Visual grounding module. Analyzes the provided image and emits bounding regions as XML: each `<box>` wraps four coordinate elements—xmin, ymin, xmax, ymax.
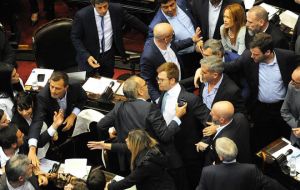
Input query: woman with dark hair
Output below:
<box><xmin>0</xmin><ymin>63</ymin><xmax>24</xmax><ymax>119</ymax></box>
<box><xmin>0</xmin><ymin>109</ymin><xmax>10</xmax><ymax>128</ymax></box>
<box><xmin>88</xmin><ymin>129</ymin><xmax>176</xmax><ymax>190</ymax></box>
<box><xmin>220</xmin><ymin>3</ymin><xmax>246</xmax><ymax>55</ymax></box>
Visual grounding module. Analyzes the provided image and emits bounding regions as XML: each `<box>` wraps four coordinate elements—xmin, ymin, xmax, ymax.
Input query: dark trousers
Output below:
<box><xmin>88</xmin><ymin>48</ymin><xmax>115</xmax><ymax>78</ymax></box>
<box><xmin>250</xmin><ymin>100</ymin><xmax>290</xmax><ymax>153</ymax></box>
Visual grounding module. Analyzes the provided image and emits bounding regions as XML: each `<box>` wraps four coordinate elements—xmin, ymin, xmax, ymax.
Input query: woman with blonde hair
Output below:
<box><xmin>88</xmin><ymin>129</ymin><xmax>176</xmax><ymax>190</ymax></box>
<box><xmin>220</xmin><ymin>3</ymin><xmax>246</xmax><ymax>55</ymax></box>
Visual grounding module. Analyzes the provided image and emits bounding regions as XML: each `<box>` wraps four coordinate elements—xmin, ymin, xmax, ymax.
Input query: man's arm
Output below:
<box><xmin>280</xmin><ymin>87</ymin><xmax>298</xmax><ymax>128</ymax></box>
<box><xmin>0</xmin><ymin>28</ymin><xmax>15</xmax><ymax>66</ymax></box>
<box><xmin>122</xmin><ymin>7</ymin><xmax>148</xmax><ymax>34</ymax></box>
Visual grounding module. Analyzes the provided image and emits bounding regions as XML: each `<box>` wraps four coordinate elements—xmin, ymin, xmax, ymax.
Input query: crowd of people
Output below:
<box><xmin>0</xmin><ymin>0</ymin><xmax>300</xmax><ymax>189</ymax></box>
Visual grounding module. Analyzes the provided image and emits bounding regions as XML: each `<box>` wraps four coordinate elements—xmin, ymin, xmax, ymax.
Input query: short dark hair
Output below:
<box><xmin>16</xmin><ymin>92</ymin><xmax>33</xmax><ymax>111</ymax></box>
<box><xmin>50</xmin><ymin>71</ymin><xmax>69</xmax><ymax>86</ymax></box>
<box><xmin>158</xmin><ymin>0</ymin><xmax>173</xmax><ymax>5</ymax></box>
<box><xmin>0</xmin><ymin>124</ymin><xmax>18</xmax><ymax>149</ymax></box>
<box><xmin>157</xmin><ymin>62</ymin><xmax>179</xmax><ymax>82</ymax></box>
<box><xmin>90</xmin><ymin>0</ymin><xmax>109</xmax><ymax>6</ymax></box>
<box><xmin>249</xmin><ymin>32</ymin><xmax>274</xmax><ymax>53</ymax></box>
<box><xmin>87</xmin><ymin>167</ymin><xmax>106</xmax><ymax>190</ymax></box>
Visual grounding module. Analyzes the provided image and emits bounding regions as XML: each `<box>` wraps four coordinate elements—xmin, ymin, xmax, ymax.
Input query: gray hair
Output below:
<box><xmin>215</xmin><ymin>137</ymin><xmax>238</xmax><ymax>162</ymax></box>
<box><xmin>248</xmin><ymin>6</ymin><xmax>269</xmax><ymax>22</ymax></box>
<box><xmin>5</xmin><ymin>154</ymin><xmax>31</xmax><ymax>182</ymax></box>
<box><xmin>203</xmin><ymin>39</ymin><xmax>224</xmax><ymax>56</ymax></box>
<box><xmin>200</xmin><ymin>55</ymin><xmax>224</xmax><ymax>74</ymax></box>
<box><xmin>123</xmin><ymin>76</ymin><xmax>140</xmax><ymax>99</ymax></box>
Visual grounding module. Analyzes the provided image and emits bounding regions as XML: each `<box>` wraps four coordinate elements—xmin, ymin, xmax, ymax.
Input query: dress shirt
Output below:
<box><xmin>0</xmin><ymin>96</ymin><xmax>14</xmax><ymax>119</ymax></box>
<box><xmin>162</xmin><ymin>83</ymin><xmax>181</xmax><ymax>125</ymax></box>
<box><xmin>162</xmin><ymin>5</ymin><xmax>195</xmax><ymax>54</ymax></box>
<box><xmin>202</xmin><ymin>74</ymin><xmax>223</xmax><ymax>109</ymax></box>
<box><xmin>0</xmin><ymin>147</ymin><xmax>18</xmax><ymax>168</ymax></box>
<box><xmin>7</xmin><ymin>178</ymin><xmax>35</xmax><ymax>190</ymax></box>
<box><xmin>208</xmin><ymin>0</ymin><xmax>223</xmax><ymax>39</ymax></box>
<box><xmin>223</xmin><ymin>159</ymin><xmax>237</xmax><ymax>164</ymax></box>
<box><xmin>155</xmin><ymin>41</ymin><xmax>181</xmax><ymax>80</ymax></box>
<box><xmin>94</xmin><ymin>8</ymin><xmax>113</xmax><ymax>53</ymax></box>
<box><xmin>258</xmin><ymin>53</ymin><xmax>286</xmax><ymax>103</ymax></box>
<box><xmin>213</xmin><ymin>119</ymin><xmax>233</xmax><ymax>140</ymax></box>
<box><xmin>56</xmin><ymin>92</ymin><xmax>80</xmax><ymax>116</ymax></box>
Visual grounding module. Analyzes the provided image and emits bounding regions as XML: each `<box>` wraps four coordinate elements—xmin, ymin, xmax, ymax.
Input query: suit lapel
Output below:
<box><xmin>108</xmin><ymin>5</ymin><xmax>117</xmax><ymax>41</ymax></box>
<box><xmin>88</xmin><ymin>7</ymin><xmax>100</xmax><ymax>48</ymax></box>
<box><xmin>274</xmin><ymin>49</ymin><xmax>287</xmax><ymax>86</ymax></box>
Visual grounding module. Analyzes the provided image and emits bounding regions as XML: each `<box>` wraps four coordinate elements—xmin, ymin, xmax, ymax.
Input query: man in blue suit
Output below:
<box><xmin>71</xmin><ymin>0</ymin><xmax>148</xmax><ymax>78</ymax></box>
<box><xmin>148</xmin><ymin>0</ymin><xmax>200</xmax><ymax>78</ymax></box>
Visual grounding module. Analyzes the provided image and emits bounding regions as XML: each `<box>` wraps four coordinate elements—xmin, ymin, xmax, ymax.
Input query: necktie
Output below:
<box><xmin>161</xmin><ymin>92</ymin><xmax>169</xmax><ymax>113</ymax></box>
<box><xmin>100</xmin><ymin>16</ymin><xmax>105</xmax><ymax>54</ymax></box>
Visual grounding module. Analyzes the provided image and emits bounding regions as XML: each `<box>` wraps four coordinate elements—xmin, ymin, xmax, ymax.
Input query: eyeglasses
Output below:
<box><xmin>156</xmin><ymin>77</ymin><xmax>169</xmax><ymax>83</ymax></box>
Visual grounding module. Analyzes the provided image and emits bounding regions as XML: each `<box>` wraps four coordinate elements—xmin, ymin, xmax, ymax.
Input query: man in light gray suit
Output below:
<box><xmin>281</xmin><ymin>66</ymin><xmax>300</xmax><ymax>146</ymax></box>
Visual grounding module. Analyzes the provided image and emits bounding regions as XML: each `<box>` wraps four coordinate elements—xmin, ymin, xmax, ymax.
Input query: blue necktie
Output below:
<box><xmin>161</xmin><ymin>92</ymin><xmax>169</xmax><ymax>113</ymax></box>
<box><xmin>100</xmin><ymin>16</ymin><xmax>105</xmax><ymax>54</ymax></box>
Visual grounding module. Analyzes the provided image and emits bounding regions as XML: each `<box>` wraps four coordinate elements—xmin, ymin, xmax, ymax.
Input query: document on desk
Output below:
<box><xmin>272</xmin><ymin>138</ymin><xmax>300</xmax><ymax>173</ymax></box>
<box><xmin>25</xmin><ymin>68</ymin><xmax>54</xmax><ymax>87</ymax></box>
<box><xmin>113</xmin><ymin>175</ymin><xmax>137</xmax><ymax>190</ymax></box>
<box><xmin>280</xmin><ymin>10</ymin><xmax>299</xmax><ymax>29</ymax></box>
<box><xmin>82</xmin><ymin>77</ymin><xmax>121</xmax><ymax>94</ymax></box>
<box><xmin>40</xmin><ymin>158</ymin><xmax>59</xmax><ymax>173</ymax></box>
<box><xmin>64</xmin><ymin>159</ymin><xmax>91</xmax><ymax>179</ymax></box>
<box><xmin>244</xmin><ymin>0</ymin><xmax>255</xmax><ymax>9</ymax></box>
<box><xmin>259</xmin><ymin>3</ymin><xmax>279</xmax><ymax>20</ymax></box>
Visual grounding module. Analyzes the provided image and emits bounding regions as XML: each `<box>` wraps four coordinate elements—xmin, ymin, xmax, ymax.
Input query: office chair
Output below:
<box><xmin>33</xmin><ymin>18</ymin><xmax>78</xmax><ymax>72</ymax></box>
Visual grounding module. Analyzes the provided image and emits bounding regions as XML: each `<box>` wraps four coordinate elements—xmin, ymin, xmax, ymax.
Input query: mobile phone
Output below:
<box><xmin>178</xmin><ymin>98</ymin><xmax>187</xmax><ymax>107</ymax></box>
<box><xmin>37</xmin><ymin>74</ymin><xmax>45</xmax><ymax>82</ymax></box>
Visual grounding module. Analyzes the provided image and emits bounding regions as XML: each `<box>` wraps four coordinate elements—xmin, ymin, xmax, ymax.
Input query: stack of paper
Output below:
<box><xmin>82</xmin><ymin>77</ymin><xmax>121</xmax><ymax>95</ymax></box>
<box><xmin>280</xmin><ymin>10</ymin><xmax>299</xmax><ymax>29</ymax></box>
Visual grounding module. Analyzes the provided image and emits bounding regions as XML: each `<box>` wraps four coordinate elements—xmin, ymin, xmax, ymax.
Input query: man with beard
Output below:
<box><xmin>245</xmin><ymin>6</ymin><xmax>288</xmax><ymax>49</ymax></box>
<box><xmin>281</xmin><ymin>67</ymin><xmax>300</xmax><ymax>147</ymax></box>
<box><xmin>224</xmin><ymin>33</ymin><xmax>299</xmax><ymax>152</ymax></box>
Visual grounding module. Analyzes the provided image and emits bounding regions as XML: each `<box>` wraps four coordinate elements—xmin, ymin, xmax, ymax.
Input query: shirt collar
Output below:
<box><xmin>222</xmin><ymin>159</ymin><xmax>237</xmax><ymax>164</ymax></box>
<box><xmin>205</xmin><ymin>74</ymin><xmax>223</xmax><ymax>90</ymax></box>
<box><xmin>154</xmin><ymin>39</ymin><xmax>171</xmax><ymax>53</ymax></box>
<box><xmin>94</xmin><ymin>8</ymin><xmax>110</xmax><ymax>17</ymax></box>
<box><xmin>216</xmin><ymin>119</ymin><xmax>233</xmax><ymax>133</ymax></box>
<box><xmin>209</xmin><ymin>0</ymin><xmax>223</xmax><ymax>8</ymax></box>
<box><xmin>166</xmin><ymin>83</ymin><xmax>181</xmax><ymax>97</ymax></box>
<box><xmin>260</xmin><ymin>52</ymin><xmax>277</xmax><ymax>66</ymax></box>
<box><xmin>162</xmin><ymin>5</ymin><xmax>178</xmax><ymax>20</ymax></box>
<box><xmin>57</xmin><ymin>92</ymin><xmax>67</xmax><ymax>101</ymax></box>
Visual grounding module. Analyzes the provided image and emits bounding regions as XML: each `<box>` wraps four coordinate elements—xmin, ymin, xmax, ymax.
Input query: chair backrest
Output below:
<box><xmin>33</xmin><ymin>18</ymin><xmax>77</xmax><ymax>72</ymax></box>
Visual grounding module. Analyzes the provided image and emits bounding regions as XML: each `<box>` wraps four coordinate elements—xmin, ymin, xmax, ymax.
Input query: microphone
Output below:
<box><xmin>109</xmin><ymin>81</ymin><xmax>115</xmax><ymax>88</ymax></box>
<box><xmin>100</xmin><ymin>81</ymin><xmax>115</xmax><ymax>102</ymax></box>
<box><xmin>276</xmin><ymin>149</ymin><xmax>293</xmax><ymax>165</ymax></box>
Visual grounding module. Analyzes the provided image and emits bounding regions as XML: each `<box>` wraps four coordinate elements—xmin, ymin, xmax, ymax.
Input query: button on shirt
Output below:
<box><xmin>94</xmin><ymin>8</ymin><xmax>113</xmax><ymax>53</ymax></box>
<box><xmin>162</xmin><ymin>83</ymin><xmax>181</xmax><ymax>125</ymax></box>
<box><xmin>155</xmin><ymin>42</ymin><xmax>182</xmax><ymax>80</ymax></box>
<box><xmin>162</xmin><ymin>5</ymin><xmax>195</xmax><ymax>54</ymax></box>
<box><xmin>258</xmin><ymin>53</ymin><xmax>286</xmax><ymax>103</ymax></box>
<box><xmin>208</xmin><ymin>0</ymin><xmax>223</xmax><ymax>39</ymax></box>
<box><xmin>202</xmin><ymin>74</ymin><xmax>223</xmax><ymax>109</ymax></box>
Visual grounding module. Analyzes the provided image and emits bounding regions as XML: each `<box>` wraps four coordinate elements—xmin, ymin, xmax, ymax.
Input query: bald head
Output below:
<box><xmin>153</xmin><ymin>23</ymin><xmax>173</xmax><ymax>40</ymax></box>
<box><xmin>291</xmin><ymin>67</ymin><xmax>300</xmax><ymax>89</ymax></box>
<box><xmin>211</xmin><ymin>101</ymin><xmax>234</xmax><ymax>122</ymax></box>
<box><xmin>248</xmin><ymin>6</ymin><xmax>268</xmax><ymax>22</ymax></box>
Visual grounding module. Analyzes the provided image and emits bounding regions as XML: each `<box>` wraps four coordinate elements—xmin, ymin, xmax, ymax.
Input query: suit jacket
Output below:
<box><xmin>245</xmin><ymin>23</ymin><xmax>289</xmax><ymax>49</ymax></box>
<box><xmin>191</xmin><ymin>0</ymin><xmax>236</xmax><ymax>41</ymax></box>
<box><xmin>291</xmin><ymin>15</ymin><xmax>300</xmax><ymax>51</ymax></box>
<box><xmin>203</xmin><ymin>113</ymin><xmax>251</xmax><ymax>165</ymax></box>
<box><xmin>0</xmin><ymin>174</ymin><xmax>40</xmax><ymax>190</ymax></box>
<box><xmin>28</xmin><ymin>83</ymin><xmax>87</xmax><ymax>141</ymax></box>
<box><xmin>196</xmin><ymin>162</ymin><xmax>287</xmax><ymax>190</ymax></box>
<box><xmin>224</xmin><ymin>48</ymin><xmax>299</xmax><ymax>106</ymax></box>
<box><xmin>147</xmin><ymin>0</ymin><xmax>196</xmax><ymax>39</ymax></box>
<box><xmin>0</xmin><ymin>28</ymin><xmax>15</xmax><ymax>66</ymax></box>
<box><xmin>71</xmin><ymin>4</ymin><xmax>148</xmax><ymax>72</ymax></box>
<box><xmin>97</xmin><ymin>99</ymin><xmax>183</xmax><ymax>170</ymax></box>
<box><xmin>199</xmin><ymin>74</ymin><xmax>245</xmax><ymax>113</ymax></box>
<box><xmin>11</xmin><ymin>112</ymin><xmax>52</xmax><ymax>148</ymax></box>
<box><xmin>140</xmin><ymin>39</ymin><xmax>193</xmax><ymax>101</ymax></box>
<box><xmin>159</xmin><ymin>87</ymin><xmax>210</xmax><ymax>162</ymax></box>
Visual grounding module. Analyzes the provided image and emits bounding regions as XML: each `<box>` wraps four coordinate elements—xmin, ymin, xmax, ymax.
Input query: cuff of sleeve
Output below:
<box><xmin>108</xmin><ymin>127</ymin><xmax>115</xmax><ymax>133</ymax></box>
<box><xmin>72</xmin><ymin>107</ymin><xmax>81</xmax><ymax>116</ymax></box>
<box><xmin>155</xmin><ymin>98</ymin><xmax>160</xmax><ymax>104</ymax></box>
<box><xmin>47</xmin><ymin>126</ymin><xmax>57</xmax><ymax>137</ymax></box>
<box><xmin>173</xmin><ymin>116</ymin><xmax>181</xmax><ymax>125</ymax></box>
<box><xmin>28</xmin><ymin>138</ymin><xmax>38</xmax><ymax>147</ymax></box>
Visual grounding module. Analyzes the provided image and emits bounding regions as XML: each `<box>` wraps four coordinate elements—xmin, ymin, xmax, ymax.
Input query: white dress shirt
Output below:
<box><xmin>208</xmin><ymin>0</ymin><xmax>223</xmax><ymax>39</ymax></box>
<box><xmin>162</xmin><ymin>83</ymin><xmax>181</xmax><ymax>125</ymax></box>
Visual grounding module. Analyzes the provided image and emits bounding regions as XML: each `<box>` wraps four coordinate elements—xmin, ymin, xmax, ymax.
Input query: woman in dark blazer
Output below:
<box><xmin>88</xmin><ymin>129</ymin><xmax>176</xmax><ymax>190</ymax></box>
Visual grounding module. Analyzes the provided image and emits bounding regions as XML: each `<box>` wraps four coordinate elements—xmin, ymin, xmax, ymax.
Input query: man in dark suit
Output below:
<box><xmin>191</xmin><ymin>0</ymin><xmax>237</xmax><ymax>41</ymax></box>
<box><xmin>245</xmin><ymin>6</ymin><xmax>288</xmax><ymax>49</ymax></box>
<box><xmin>148</xmin><ymin>0</ymin><xmax>200</xmax><ymax>77</ymax></box>
<box><xmin>0</xmin><ymin>24</ymin><xmax>15</xmax><ymax>66</ymax></box>
<box><xmin>198</xmin><ymin>55</ymin><xmax>245</xmax><ymax>113</ymax></box>
<box><xmin>291</xmin><ymin>12</ymin><xmax>300</xmax><ymax>54</ymax></box>
<box><xmin>71</xmin><ymin>0</ymin><xmax>148</xmax><ymax>78</ymax></box>
<box><xmin>0</xmin><ymin>154</ymin><xmax>45</xmax><ymax>190</ymax></box>
<box><xmin>196</xmin><ymin>137</ymin><xmax>287</xmax><ymax>190</ymax></box>
<box><xmin>141</xmin><ymin>22</ymin><xmax>201</xmax><ymax>101</ymax></box>
<box><xmin>27</xmin><ymin>71</ymin><xmax>87</xmax><ymax>166</ymax></box>
<box><xmin>157</xmin><ymin>62</ymin><xmax>210</xmax><ymax>189</ymax></box>
<box><xmin>224</xmin><ymin>33</ymin><xmax>299</xmax><ymax>152</ymax></box>
<box><xmin>96</xmin><ymin>75</ymin><xmax>188</xmax><ymax>189</ymax></box>
<box><xmin>195</xmin><ymin>101</ymin><xmax>251</xmax><ymax>165</ymax></box>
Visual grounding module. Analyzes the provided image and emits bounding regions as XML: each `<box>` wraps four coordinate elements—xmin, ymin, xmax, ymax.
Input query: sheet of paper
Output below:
<box><xmin>280</xmin><ymin>10</ymin><xmax>299</xmax><ymax>29</ymax></box>
<box><xmin>259</xmin><ymin>3</ymin><xmax>279</xmax><ymax>20</ymax></box>
<box><xmin>40</xmin><ymin>158</ymin><xmax>59</xmax><ymax>173</ymax></box>
<box><xmin>82</xmin><ymin>77</ymin><xmax>121</xmax><ymax>94</ymax></box>
<box><xmin>67</xmin><ymin>71</ymin><xmax>86</xmax><ymax>84</ymax></box>
<box><xmin>244</xmin><ymin>0</ymin><xmax>255</xmax><ymax>9</ymax></box>
<box><xmin>25</xmin><ymin>68</ymin><xmax>54</xmax><ymax>87</ymax></box>
<box><xmin>64</xmin><ymin>159</ymin><xmax>90</xmax><ymax>179</ymax></box>
<box><xmin>113</xmin><ymin>175</ymin><xmax>137</xmax><ymax>190</ymax></box>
